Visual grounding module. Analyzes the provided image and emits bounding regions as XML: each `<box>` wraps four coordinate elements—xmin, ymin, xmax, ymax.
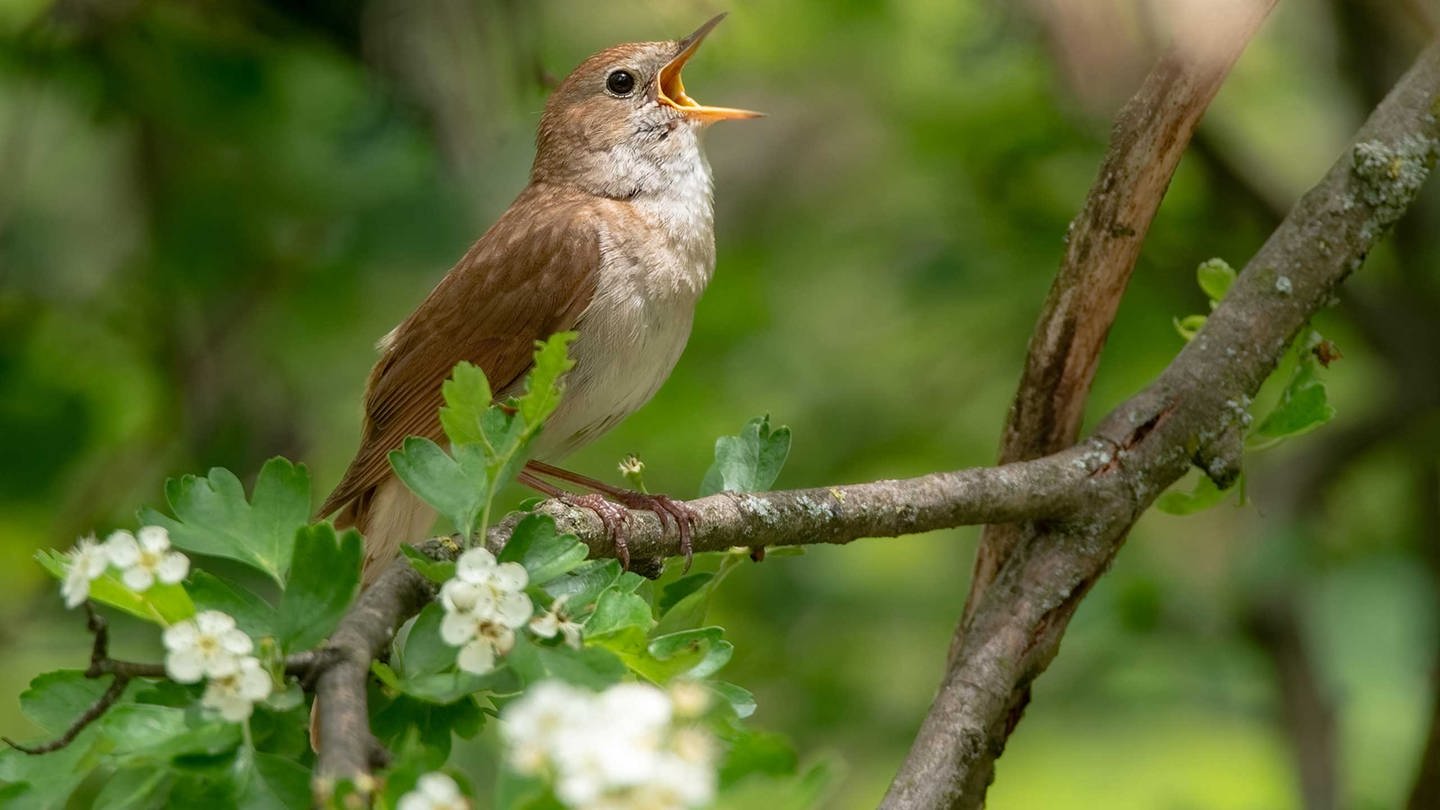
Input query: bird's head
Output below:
<box><xmin>531</xmin><ymin>13</ymin><xmax>762</xmax><ymax>199</ymax></box>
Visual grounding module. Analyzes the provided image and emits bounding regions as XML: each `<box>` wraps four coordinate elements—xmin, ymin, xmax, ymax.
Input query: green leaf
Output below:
<box><xmin>1249</xmin><ymin>353</ymin><xmax>1336</xmax><ymax>447</ymax></box>
<box><xmin>19</xmin><ymin>670</ymin><xmax>132</xmax><ymax>733</ymax></box>
<box><xmin>401</xmin><ymin>544</ymin><xmax>457</xmax><ymax>584</ymax></box>
<box><xmin>507</xmin><ymin>634</ymin><xmax>626</xmax><ymax>690</ymax></box>
<box><xmin>709</xmin><ymin>681</ymin><xmax>757</xmax><ymax>719</ymax></box>
<box><xmin>719</xmin><ymin>729</ymin><xmax>799</xmax><ymax>783</ymax></box>
<box><xmin>141</xmin><ymin>458</ymin><xmax>311</xmax><ymax>583</ymax></box>
<box><xmin>642</xmin><ymin>627</ymin><xmax>733</xmax><ymax>681</ymax></box>
<box><xmin>517</xmin><ymin>333</ymin><xmax>578</xmax><ymax>428</ymax></box>
<box><xmin>583</xmin><ymin>588</ymin><xmax>654</xmax><ymax>639</ymax></box>
<box><xmin>700</xmin><ymin>415</ymin><xmax>792</xmax><ymax>496</ymax></box>
<box><xmin>438</xmin><ymin>361</ymin><xmax>493</xmax><ymax>446</ymax></box>
<box><xmin>35</xmin><ymin>550</ymin><xmax>194</xmax><ymax>625</ymax></box>
<box><xmin>1196</xmin><ymin>257</ymin><xmax>1237</xmax><ymax>303</ymax></box>
<box><xmin>499</xmin><ymin>514</ymin><xmax>589</xmax><ymax>586</ymax></box>
<box><xmin>275</xmin><ymin>524</ymin><xmax>362</xmax><ymax>651</ymax></box>
<box><xmin>0</xmin><ymin>729</ymin><xmax>103</xmax><ymax>810</ymax></box>
<box><xmin>1172</xmin><ymin>314</ymin><xmax>1207</xmax><ymax>342</ymax></box>
<box><xmin>187</xmin><ymin>571</ymin><xmax>275</xmax><ymax>639</ymax></box>
<box><xmin>399</xmin><ymin>602</ymin><xmax>458</xmax><ymax>677</ymax></box>
<box><xmin>103</xmin><ymin>703</ymin><xmax>241</xmax><ymax>760</ymax></box>
<box><xmin>234</xmin><ymin>751</ymin><xmax>312</xmax><ymax>810</ymax></box>
<box><xmin>1155</xmin><ymin>472</ymin><xmax>1236</xmax><ymax>516</ymax></box>
<box><xmin>390</xmin><ymin>435</ymin><xmax>488</xmax><ymax>540</ymax></box>
<box><xmin>655</xmin><ymin>554</ymin><xmax>744</xmax><ymax>636</ymax></box>
<box><xmin>91</xmin><ymin>765</ymin><xmax>173</xmax><ymax>809</ymax></box>
<box><xmin>541</xmin><ymin>560</ymin><xmax>623</xmax><ymax>614</ymax></box>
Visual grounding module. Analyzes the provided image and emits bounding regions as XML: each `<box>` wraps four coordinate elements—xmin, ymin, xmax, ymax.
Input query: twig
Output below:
<box><xmin>4</xmin><ymin>606</ymin><xmax>347</xmax><ymax>756</ymax></box>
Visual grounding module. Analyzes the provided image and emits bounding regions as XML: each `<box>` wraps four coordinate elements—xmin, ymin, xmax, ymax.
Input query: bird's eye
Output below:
<box><xmin>606</xmin><ymin>69</ymin><xmax>636</xmax><ymax>97</ymax></box>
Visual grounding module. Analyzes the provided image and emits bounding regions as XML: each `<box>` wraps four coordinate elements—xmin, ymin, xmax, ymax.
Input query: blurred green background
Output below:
<box><xmin>3</xmin><ymin>0</ymin><xmax>1439</xmax><ymax>807</ymax></box>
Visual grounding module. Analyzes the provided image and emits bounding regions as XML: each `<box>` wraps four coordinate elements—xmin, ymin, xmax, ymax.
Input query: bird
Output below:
<box><xmin>317</xmin><ymin>14</ymin><xmax>760</xmax><ymax>584</ymax></box>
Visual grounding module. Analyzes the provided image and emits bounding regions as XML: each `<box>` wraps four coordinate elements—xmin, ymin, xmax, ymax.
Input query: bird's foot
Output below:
<box><xmin>558</xmin><ymin>492</ymin><xmax>634</xmax><ymax>570</ymax></box>
<box><xmin>612</xmin><ymin>491</ymin><xmax>698</xmax><ymax>572</ymax></box>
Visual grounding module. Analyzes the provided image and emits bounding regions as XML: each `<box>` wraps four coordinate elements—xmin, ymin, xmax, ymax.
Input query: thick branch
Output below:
<box><xmin>966</xmin><ymin>0</ymin><xmax>1279</xmax><ymax>616</ymax></box>
<box><xmin>883</xmin><ymin>37</ymin><xmax>1440</xmax><ymax>810</ymax></box>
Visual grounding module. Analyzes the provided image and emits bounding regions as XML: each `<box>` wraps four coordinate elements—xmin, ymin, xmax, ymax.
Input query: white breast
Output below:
<box><xmin>532</xmin><ymin>154</ymin><xmax>716</xmax><ymax>461</ymax></box>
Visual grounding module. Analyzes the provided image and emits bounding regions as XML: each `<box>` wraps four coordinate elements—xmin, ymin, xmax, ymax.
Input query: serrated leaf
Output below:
<box><xmin>275</xmin><ymin>524</ymin><xmax>362</xmax><ymax>651</ymax></box>
<box><xmin>1196</xmin><ymin>258</ymin><xmax>1237</xmax><ymax>303</ymax></box>
<box><xmin>700</xmin><ymin>415</ymin><xmax>792</xmax><ymax>496</ymax></box>
<box><xmin>187</xmin><ymin>571</ymin><xmax>274</xmax><ymax>640</ymax></box>
<box><xmin>35</xmin><ymin>550</ymin><xmax>194</xmax><ymax>625</ymax></box>
<box><xmin>655</xmin><ymin>554</ymin><xmax>744</xmax><ymax>636</ymax></box>
<box><xmin>19</xmin><ymin>670</ymin><xmax>133</xmax><ymax>733</ymax></box>
<box><xmin>438</xmin><ymin>362</ymin><xmax>493</xmax><ymax>446</ymax></box>
<box><xmin>518</xmin><ymin>333</ymin><xmax>578</xmax><ymax>428</ymax></box>
<box><xmin>389</xmin><ymin>436</ymin><xmax>488</xmax><ymax>540</ymax></box>
<box><xmin>499</xmin><ymin>514</ymin><xmax>589</xmax><ymax>585</ymax></box>
<box><xmin>103</xmin><ymin>704</ymin><xmax>241</xmax><ymax>760</ymax></box>
<box><xmin>141</xmin><ymin>458</ymin><xmax>311</xmax><ymax>583</ymax></box>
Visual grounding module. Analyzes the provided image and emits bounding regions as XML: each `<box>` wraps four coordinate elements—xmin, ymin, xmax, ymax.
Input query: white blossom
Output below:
<box><xmin>397</xmin><ymin>772</ymin><xmax>469</xmax><ymax>810</ymax></box>
<box><xmin>501</xmin><ymin>681</ymin><xmax>718</xmax><ymax>810</ymax></box>
<box><xmin>200</xmin><ymin>655</ymin><xmax>272</xmax><ymax>722</ymax></box>
<box><xmin>105</xmin><ymin>526</ymin><xmax>189</xmax><ymax>592</ymax></box>
<box><xmin>529</xmin><ymin>595</ymin><xmax>583</xmax><ymax>649</ymax></box>
<box><xmin>163</xmin><ymin>610</ymin><xmax>254</xmax><ymax>683</ymax></box>
<box><xmin>441</xmin><ymin>611</ymin><xmax>516</xmax><ymax>675</ymax></box>
<box><xmin>61</xmin><ymin>535</ymin><xmax>110</xmax><ymax>608</ymax></box>
<box><xmin>436</xmin><ymin>548</ymin><xmax>532</xmax><ymax>674</ymax></box>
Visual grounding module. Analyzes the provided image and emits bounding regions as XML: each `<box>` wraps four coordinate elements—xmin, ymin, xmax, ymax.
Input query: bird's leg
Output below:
<box><xmin>516</xmin><ymin>470</ymin><xmax>633</xmax><ymax>570</ymax></box>
<box><xmin>523</xmin><ymin>460</ymin><xmax>698</xmax><ymax>572</ymax></box>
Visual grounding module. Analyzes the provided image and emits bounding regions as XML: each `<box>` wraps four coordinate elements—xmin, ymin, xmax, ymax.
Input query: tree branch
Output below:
<box><xmin>881</xmin><ymin>36</ymin><xmax>1440</xmax><ymax>810</ymax></box>
<box><xmin>966</xmin><ymin>0</ymin><xmax>1278</xmax><ymax>624</ymax></box>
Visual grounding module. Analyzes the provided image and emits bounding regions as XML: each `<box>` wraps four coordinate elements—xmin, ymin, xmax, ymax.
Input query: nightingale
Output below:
<box><xmin>318</xmin><ymin>14</ymin><xmax>760</xmax><ymax>583</ymax></box>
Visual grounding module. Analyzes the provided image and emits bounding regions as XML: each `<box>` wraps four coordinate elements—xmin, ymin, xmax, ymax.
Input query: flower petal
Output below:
<box><xmin>166</xmin><ymin>648</ymin><xmax>205</xmax><ymax>683</ymax></box>
<box><xmin>122</xmin><ymin>565</ymin><xmax>155</xmax><ymax>592</ymax></box>
<box><xmin>455</xmin><ymin>548</ymin><xmax>497</xmax><ymax>583</ymax></box>
<box><xmin>104</xmin><ymin>531</ymin><xmax>140</xmax><ymax>567</ymax></box>
<box><xmin>456</xmin><ymin>639</ymin><xmax>496</xmax><ymax>675</ymax></box>
<box><xmin>195</xmin><ymin>611</ymin><xmax>236</xmax><ymax>636</ymax></box>
<box><xmin>137</xmin><ymin>525</ymin><xmax>171</xmax><ymax>553</ymax></box>
<box><xmin>156</xmin><ymin>552</ymin><xmax>190</xmax><ymax>584</ymax></box>
<box><xmin>220</xmin><ymin>628</ymin><xmax>254</xmax><ymax>656</ymax></box>
<box><xmin>440</xmin><ymin>611</ymin><xmax>478</xmax><ymax>646</ymax></box>
<box><xmin>491</xmin><ymin>562</ymin><xmax>529</xmax><ymax>592</ymax></box>
<box><xmin>496</xmin><ymin>591</ymin><xmax>533</xmax><ymax>628</ymax></box>
<box><xmin>163</xmin><ymin>620</ymin><xmax>199</xmax><ymax>650</ymax></box>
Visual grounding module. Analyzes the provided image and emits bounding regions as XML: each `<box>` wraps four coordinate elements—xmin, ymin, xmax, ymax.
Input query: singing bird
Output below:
<box><xmin>318</xmin><ymin>15</ymin><xmax>760</xmax><ymax>582</ymax></box>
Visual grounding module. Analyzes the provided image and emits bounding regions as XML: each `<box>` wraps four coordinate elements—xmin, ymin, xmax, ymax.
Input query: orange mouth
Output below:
<box><xmin>657</xmin><ymin>13</ymin><xmax>764</xmax><ymax>122</ymax></box>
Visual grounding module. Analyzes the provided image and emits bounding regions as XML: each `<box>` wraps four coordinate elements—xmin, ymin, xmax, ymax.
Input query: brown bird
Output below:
<box><xmin>318</xmin><ymin>14</ymin><xmax>760</xmax><ymax>583</ymax></box>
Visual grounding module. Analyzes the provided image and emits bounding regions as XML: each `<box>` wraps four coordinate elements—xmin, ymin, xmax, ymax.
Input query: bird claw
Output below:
<box><xmin>614</xmin><ymin>492</ymin><xmax>698</xmax><ymax>573</ymax></box>
<box><xmin>560</xmin><ymin>493</ymin><xmax>633</xmax><ymax>570</ymax></box>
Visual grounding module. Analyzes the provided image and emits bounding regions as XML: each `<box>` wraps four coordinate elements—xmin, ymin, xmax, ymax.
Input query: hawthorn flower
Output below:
<box><xmin>529</xmin><ymin>595</ymin><xmax>583</xmax><ymax>649</ymax></box>
<box><xmin>441</xmin><ymin>611</ymin><xmax>517</xmax><ymax>675</ymax></box>
<box><xmin>439</xmin><ymin>547</ymin><xmax>532</xmax><ymax>625</ymax></box>
<box><xmin>501</xmin><ymin>681</ymin><xmax>718</xmax><ymax>810</ymax></box>
<box><xmin>437</xmin><ymin>547</ymin><xmax>532</xmax><ymax>674</ymax></box>
<box><xmin>397</xmin><ymin>772</ymin><xmax>469</xmax><ymax>810</ymax></box>
<box><xmin>163</xmin><ymin>610</ymin><xmax>255</xmax><ymax>683</ymax></box>
<box><xmin>61</xmin><ymin>535</ymin><xmax>110</xmax><ymax>608</ymax></box>
<box><xmin>200</xmin><ymin>655</ymin><xmax>273</xmax><ymax>722</ymax></box>
<box><xmin>105</xmin><ymin>526</ymin><xmax>189</xmax><ymax>592</ymax></box>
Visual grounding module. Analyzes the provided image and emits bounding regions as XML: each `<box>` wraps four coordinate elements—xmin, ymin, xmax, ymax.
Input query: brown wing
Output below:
<box><xmin>318</xmin><ymin>185</ymin><xmax>601</xmax><ymax>517</ymax></box>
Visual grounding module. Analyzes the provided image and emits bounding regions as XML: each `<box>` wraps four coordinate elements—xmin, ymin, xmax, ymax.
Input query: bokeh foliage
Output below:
<box><xmin>2</xmin><ymin>0</ymin><xmax>1439</xmax><ymax>807</ymax></box>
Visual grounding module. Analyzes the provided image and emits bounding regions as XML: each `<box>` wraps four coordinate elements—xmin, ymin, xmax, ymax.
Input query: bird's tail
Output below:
<box><xmin>334</xmin><ymin>475</ymin><xmax>437</xmax><ymax>587</ymax></box>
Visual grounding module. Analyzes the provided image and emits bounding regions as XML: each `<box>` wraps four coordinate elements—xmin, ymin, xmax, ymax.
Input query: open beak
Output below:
<box><xmin>658</xmin><ymin>13</ymin><xmax>764</xmax><ymax>122</ymax></box>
